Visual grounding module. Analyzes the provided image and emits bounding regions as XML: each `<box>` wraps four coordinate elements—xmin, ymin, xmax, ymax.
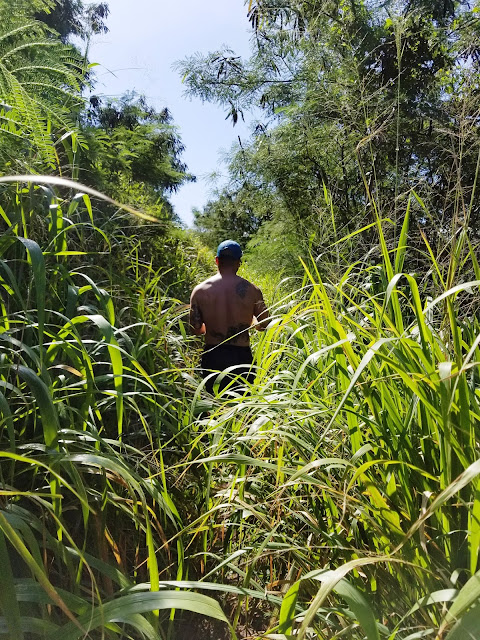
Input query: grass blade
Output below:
<box><xmin>0</xmin><ymin>529</ymin><xmax>23</xmax><ymax>640</ymax></box>
<box><xmin>50</xmin><ymin>590</ymin><xmax>234</xmax><ymax>640</ymax></box>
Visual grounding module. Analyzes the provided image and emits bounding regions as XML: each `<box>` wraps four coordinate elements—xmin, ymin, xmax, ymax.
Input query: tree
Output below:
<box><xmin>178</xmin><ymin>0</ymin><xmax>480</xmax><ymax>273</ymax></box>
<box><xmin>0</xmin><ymin>1</ymin><xmax>112</xmax><ymax>172</ymax></box>
<box><xmin>80</xmin><ymin>93</ymin><xmax>195</xmax><ymax>221</ymax></box>
<box><xmin>0</xmin><ymin>13</ymin><xmax>85</xmax><ymax>170</ymax></box>
<box><xmin>194</xmin><ymin>188</ymin><xmax>267</xmax><ymax>248</ymax></box>
<box><xmin>36</xmin><ymin>0</ymin><xmax>109</xmax><ymax>42</ymax></box>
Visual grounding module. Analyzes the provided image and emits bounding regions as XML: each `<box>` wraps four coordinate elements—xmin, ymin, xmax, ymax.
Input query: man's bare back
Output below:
<box><xmin>189</xmin><ymin>240</ymin><xmax>269</xmax><ymax>393</ymax></box>
<box><xmin>190</xmin><ymin>272</ymin><xmax>268</xmax><ymax>347</ymax></box>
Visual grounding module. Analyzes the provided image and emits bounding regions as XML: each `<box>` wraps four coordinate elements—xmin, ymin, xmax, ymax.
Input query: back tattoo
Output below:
<box><xmin>191</xmin><ymin>303</ymin><xmax>203</xmax><ymax>328</ymax></box>
<box><xmin>235</xmin><ymin>279</ymin><xmax>250</xmax><ymax>299</ymax></box>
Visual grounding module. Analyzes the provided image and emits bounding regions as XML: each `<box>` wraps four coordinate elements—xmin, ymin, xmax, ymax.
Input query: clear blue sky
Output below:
<box><xmin>88</xmin><ymin>0</ymin><xmax>253</xmax><ymax>226</ymax></box>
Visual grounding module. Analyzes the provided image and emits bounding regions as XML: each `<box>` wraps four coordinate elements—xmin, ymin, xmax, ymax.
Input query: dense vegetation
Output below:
<box><xmin>2</xmin><ymin>1</ymin><xmax>480</xmax><ymax>639</ymax></box>
<box><xmin>183</xmin><ymin>0</ymin><xmax>480</xmax><ymax>278</ymax></box>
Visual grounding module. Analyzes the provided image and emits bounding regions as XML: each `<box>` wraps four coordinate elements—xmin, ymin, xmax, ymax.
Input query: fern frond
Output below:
<box><xmin>0</xmin><ymin>123</ymin><xmax>25</xmax><ymax>140</ymax></box>
<box><xmin>1</xmin><ymin>64</ymin><xmax>56</xmax><ymax>166</ymax></box>
<box><xmin>13</xmin><ymin>64</ymin><xmax>79</xmax><ymax>79</ymax></box>
<box><xmin>0</xmin><ymin>111</ymin><xmax>25</xmax><ymax>128</ymax></box>
<box><xmin>0</xmin><ymin>17</ymin><xmax>85</xmax><ymax>169</ymax></box>
<box><xmin>0</xmin><ymin>40</ymin><xmax>58</xmax><ymax>62</ymax></box>
<box><xmin>19</xmin><ymin>82</ymin><xmax>84</xmax><ymax>102</ymax></box>
<box><xmin>0</xmin><ymin>23</ymin><xmax>42</xmax><ymax>46</ymax></box>
<box><xmin>30</xmin><ymin>93</ymin><xmax>83</xmax><ymax>132</ymax></box>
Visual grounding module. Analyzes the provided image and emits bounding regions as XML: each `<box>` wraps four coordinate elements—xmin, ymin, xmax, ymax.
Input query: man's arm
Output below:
<box><xmin>253</xmin><ymin>288</ymin><xmax>270</xmax><ymax>331</ymax></box>
<box><xmin>189</xmin><ymin>290</ymin><xmax>206</xmax><ymax>336</ymax></box>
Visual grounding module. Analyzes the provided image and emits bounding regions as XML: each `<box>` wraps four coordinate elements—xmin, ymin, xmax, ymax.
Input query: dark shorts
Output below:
<box><xmin>201</xmin><ymin>344</ymin><xmax>254</xmax><ymax>394</ymax></box>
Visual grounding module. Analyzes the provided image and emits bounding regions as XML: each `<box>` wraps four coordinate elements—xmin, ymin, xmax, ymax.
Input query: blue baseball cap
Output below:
<box><xmin>216</xmin><ymin>240</ymin><xmax>243</xmax><ymax>260</ymax></box>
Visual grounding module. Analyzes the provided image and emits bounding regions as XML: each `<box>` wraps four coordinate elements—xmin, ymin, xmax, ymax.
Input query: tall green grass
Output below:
<box><xmin>2</xmin><ymin>177</ymin><xmax>480</xmax><ymax>639</ymax></box>
<box><xmin>0</xmin><ymin>178</ymin><xmax>235</xmax><ymax>639</ymax></box>
<box><xmin>182</xmin><ymin>198</ymin><xmax>480</xmax><ymax>638</ymax></box>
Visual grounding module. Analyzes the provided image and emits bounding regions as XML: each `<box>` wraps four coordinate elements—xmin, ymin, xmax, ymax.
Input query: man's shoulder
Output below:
<box><xmin>234</xmin><ymin>276</ymin><xmax>263</xmax><ymax>299</ymax></box>
<box><xmin>192</xmin><ymin>276</ymin><xmax>217</xmax><ymax>295</ymax></box>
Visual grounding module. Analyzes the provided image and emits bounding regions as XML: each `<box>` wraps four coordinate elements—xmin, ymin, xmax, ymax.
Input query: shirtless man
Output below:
<box><xmin>189</xmin><ymin>240</ymin><xmax>269</xmax><ymax>393</ymax></box>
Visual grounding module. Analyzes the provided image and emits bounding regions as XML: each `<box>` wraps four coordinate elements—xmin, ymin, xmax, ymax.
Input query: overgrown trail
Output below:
<box><xmin>2</xmin><ymin>1</ymin><xmax>480</xmax><ymax>638</ymax></box>
<box><xmin>1</xmin><ymin>177</ymin><xmax>480</xmax><ymax>639</ymax></box>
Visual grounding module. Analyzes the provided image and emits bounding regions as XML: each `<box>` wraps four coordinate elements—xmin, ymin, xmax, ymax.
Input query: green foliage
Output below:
<box><xmin>81</xmin><ymin>93</ymin><xmax>195</xmax><ymax>221</ymax></box>
<box><xmin>179</xmin><ymin>209</ymin><xmax>480</xmax><ymax>638</ymax></box>
<box><xmin>2</xmin><ymin>171</ymin><xmax>480</xmax><ymax>638</ymax></box>
<box><xmin>193</xmin><ymin>183</ymin><xmax>273</xmax><ymax>249</ymax></box>
<box><xmin>0</xmin><ymin>1</ymin><xmax>110</xmax><ymax>174</ymax></box>
<box><xmin>36</xmin><ymin>0</ymin><xmax>109</xmax><ymax>42</ymax></box>
<box><xmin>3</xmin><ymin>2</ymin><xmax>480</xmax><ymax>638</ymax></box>
<box><xmin>180</xmin><ymin>0</ymin><xmax>480</xmax><ymax>274</ymax></box>
<box><xmin>1</xmin><ymin>0</ymin><xmax>109</xmax><ymax>42</ymax></box>
<box><xmin>0</xmin><ymin>17</ymin><xmax>85</xmax><ymax>170</ymax></box>
<box><xmin>0</xmin><ymin>178</ymin><xmax>230</xmax><ymax>638</ymax></box>
<box><xmin>244</xmin><ymin>211</ymin><xmax>305</xmax><ymax>278</ymax></box>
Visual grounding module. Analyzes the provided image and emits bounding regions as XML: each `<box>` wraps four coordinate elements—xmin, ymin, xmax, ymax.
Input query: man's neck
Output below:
<box><xmin>217</xmin><ymin>267</ymin><xmax>238</xmax><ymax>276</ymax></box>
